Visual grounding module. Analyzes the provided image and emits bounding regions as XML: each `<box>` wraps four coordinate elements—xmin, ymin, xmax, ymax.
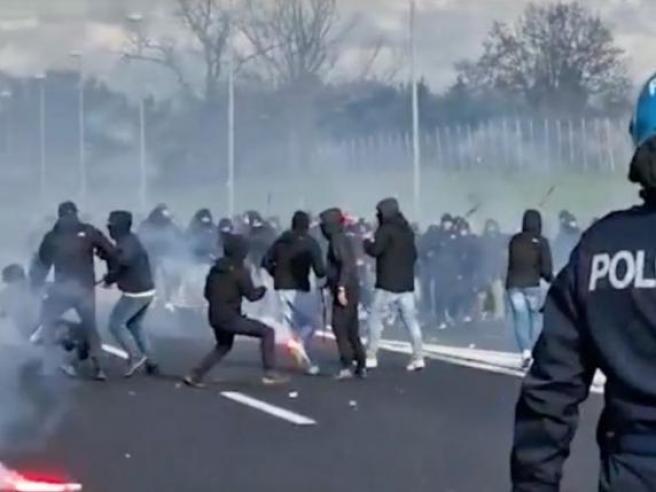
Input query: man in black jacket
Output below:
<box><xmin>183</xmin><ymin>234</ymin><xmax>286</xmax><ymax>387</ymax></box>
<box><xmin>363</xmin><ymin>198</ymin><xmax>424</xmax><ymax>371</ymax></box>
<box><xmin>262</xmin><ymin>211</ymin><xmax>326</xmax><ymax>375</ymax></box>
<box><xmin>511</xmin><ymin>102</ymin><xmax>656</xmax><ymax>489</ymax></box>
<box><xmin>319</xmin><ymin>208</ymin><xmax>366</xmax><ymax>379</ymax></box>
<box><xmin>30</xmin><ymin>201</ymin><xmax>115</xmax><ymax>380</ymax></box>
<box><xmin>104</xmin><ymin>211</ymin><xmax>158</xmax><ymax>378</ymax></box>
<box><xmin>506</xmin><ymin>209</ymin><xmax>554</xmax><ymax>369</ymax></box>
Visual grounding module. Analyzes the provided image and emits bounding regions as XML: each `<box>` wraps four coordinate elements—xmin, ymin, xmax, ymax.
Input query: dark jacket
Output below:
<box><xmin>480</xmin><ymin>221</ymin><xmax>509</xmax><ymax>284</ymax></box>
<box><xmin>31</xmin><ymin>215</ymin><xmax>115</xmax><ymax>291</ymax></box>
<box><xmin>138</xmin><ymin>205</ymin><xmax>183</xmax><ymax>261</ymax></box>
<box><xmin>247</xmin><ymin>223</ymin><xmax>276</xmax><ymax>270</ymax></box>
<box><xmin>186</xmin><ymin>209</ymin><xmax>219</xmax><ymax>264</ymax></box>
<box><xmin>364</xmin><ymin>198</ymin><xmax>417</xmax><ymax>293</ymax></box>
<box><xmin>511</xmin><ymin>203</ymin><xmax>656</xmax><ymax>490</ymax></box>
<box><xmin>105</xmin><ymin>211</ymin><xmax>155</xmax><ymax>294</ymax></box>
<box><xmin>262</xmin><ymin>212</ymin><xmax>326</xmax><ymax>292</ymax></box>
<box><xmin>512</xmin><ymin>141</ymin><xmax>656</xmax><ymax>490</ymax></box>
<box><xmin>205</xmin><ymin>234</ymin><xmax>266</xmax><ymax>327</ymax></box>
<box><xmin>319</xmin><ymin>208</ymin><xmax>359</xmax><ymax>292</ymax></box>
<box><xmin>506</xmin><ymin>210</ymin><xmax>554</xmax><ymax>289</ymax></box>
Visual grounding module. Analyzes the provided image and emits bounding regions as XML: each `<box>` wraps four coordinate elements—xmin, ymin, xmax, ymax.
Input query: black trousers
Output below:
<box><xmin>40</xmin><ymin>285</ymin><xmax>101</xmax><ymax>362</ymax></box>
<box><xmin>332</xmin><ymin>287</ymin><xmax>365</xmax><ymax>370</ymax></box>
<box><xmin>191</xmin><ymin>316</ymin><xmax>276</xmax><ymax>380</ymax></box>
<box><xmin>599</xmin><ymin>452</ymin><xmax>656</xmax><ymax>491</ymax></box>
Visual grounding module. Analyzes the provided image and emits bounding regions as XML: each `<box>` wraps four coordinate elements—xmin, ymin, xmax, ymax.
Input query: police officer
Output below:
<box><xmin>511</xmin><ymin>72</ymin><xmax>656</xmax><ymax>491</ymax></box>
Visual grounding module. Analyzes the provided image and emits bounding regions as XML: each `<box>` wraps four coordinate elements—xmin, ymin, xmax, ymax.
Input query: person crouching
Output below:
<box><xmin>184</xmin><ymin>234</ymin><xmax>287</xmax><ymax>387</ymax></box>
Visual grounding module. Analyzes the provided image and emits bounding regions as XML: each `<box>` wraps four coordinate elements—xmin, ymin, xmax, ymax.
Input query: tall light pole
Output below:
<box><xmin>34</xmin><ymin>74</ymin><xmax>47</xmax><ymax>208</ymax></box>
<box><xmin>127</xmin><ymin>13</ymin><xmax>149</xmax><ymax>213</ymax></box>
<box><xmin>1</xmin><ymin>90</ymin><xmax>11</xmax><ymax>163</ymax></box>
<box><xmin>410</xmin><ymin>0</ymin><xmax>421</xmax><ymax>222</ymax></box>
<box><xmin>226</xmin><ymin>1</ymin><xmax>236</xmax><ymax>218</ymax></box>
<box><xmin>70</xmin><ymin>51</ymin><xmax>87</xmax><ymax>208</ymax></box>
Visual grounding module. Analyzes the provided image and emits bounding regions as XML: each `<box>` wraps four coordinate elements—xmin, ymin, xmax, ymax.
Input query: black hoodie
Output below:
<box><xmin>262</xmin><ymin>211</ymin><xmax>326</xmax><ymax>292</ymax></box>
<box><xmin>364</xmin><ymin>198</ymin><xmax>417</xmax><ymax>293</ymax></box>
<box><xmin>319</xmin><ymin>208</ymin><xmax>358</xmax><ymax>292</ymax></box>
<box><xmin>506</xmin><ymin>209</ymin><xmax>554</xmax><ymax>289</ymax></box>
<box><xmin>31</xmin><ymin>208</ymin><xmax>115</xmax><ymax>290</ymax></box>
<box><xmin>186</xmin><ymin>208</ymin><xmax>219</xmax><ymax>264</ymax></box>
<box><xmin>138</xmin><ymin>205</ymin><xmax>183</xmax><ymax>261</ymax></box>
<box><xmin>105</xmin><ymin>211</ymin><xmax>155</xmax><ymax>294</ymax></box>
<box><xmin>205</xmin><ymin>234</ymin><xmax>266</xmax><ymax>326</ymax></box>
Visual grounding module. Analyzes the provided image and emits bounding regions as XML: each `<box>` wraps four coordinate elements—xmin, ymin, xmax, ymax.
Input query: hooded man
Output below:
<box><xmin>553</xmin><ymin>209</ymin><xmax>582</xmax><ymax>273</ymax></box>
<box><xmin>262</xmin><ymin>211</ymin><xmax>326</xmax><ymax>375</ymax></box>
<box><xmin>183</xmin><ymin>234</ymin><xmax>286</xmax><ymax>387</ymax></box>
<box><xmin>319</xmin><ymin>208</ymin><xmax>366</xmax><ymax>379</ymax></box>
<box><xmin>479</xmin><ymin>219</ymin><xmax>508</xmax><ymax>321</ymax></box>
<box><xmin>434</xmin><ymin>214</ymin><xmax>460</xmax><ymax>329</ymax></box>
<box><xmin>186</xmin><ymin>208</ymin><xmax>219</xmax><ymax>265</ymax></box>
<box><xmin>138</xmin><ymin>204</ymin><xmax>183</xmax><ymax>310</ymax></box>
<box><xmin>363</xmin><ymin>198</ymin><xmax>424</xmax><ymax>371</ymax></box>
<box><xmin>506</xmin><ymin>209</ymin><xmax>554</xmax><ymax>369</ymax></box>
<box><xmin>104</xmin><ymin>211</ymin><xmax>158</xmax><ymax>378</ymax></box>
<box><xmin>30</xmin><ymin>201</ymin><xmax>115</xmax><ymax>380</ymax></box>
<box><xmin>417</xmin><ymin>223</ymin><xmax>441</xmax><ymax>319</ymax></box>
<box><xmin>511</xmin><ymin>72</ymin><xmax>656</xmax><ymax>492</ymax></box>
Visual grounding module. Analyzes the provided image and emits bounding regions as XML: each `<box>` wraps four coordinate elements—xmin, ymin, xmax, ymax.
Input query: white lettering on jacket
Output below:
<box><xmin>589</xmin><ymin>251</ymin><xmax>656</xmax><ymax>291</ymax></box>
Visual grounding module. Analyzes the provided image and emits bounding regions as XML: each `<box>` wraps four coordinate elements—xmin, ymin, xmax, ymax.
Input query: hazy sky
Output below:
<box><xmin>0</xmin><ymin>0</ymin><xmax>653</xmax><ymax>95</ymax></box>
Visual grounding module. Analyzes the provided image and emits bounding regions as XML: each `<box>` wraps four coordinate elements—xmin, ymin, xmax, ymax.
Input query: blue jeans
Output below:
<box><xmin>108</xmin><ymin>295</ymin><xmax>155</xmax><ymax>362</ymax></box>
<box><xmin>278</xmin><ymin>290</ymin><xmax>320</xmax><ymax>344</ymax></box>
<box><xmin>507</xmin><ymin>288</ymin><xmax>542</xmax><ymax>353</ymax></box>
<box><xmin>367</xmin><ymin>289</ymin><xmax>423</xmax><ymax>360</ymax></box>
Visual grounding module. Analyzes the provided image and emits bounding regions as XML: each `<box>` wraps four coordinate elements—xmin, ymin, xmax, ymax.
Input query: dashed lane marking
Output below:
<box><xmin>221</xmin><ymin>391</ymin><xmax>317</xmax><ymax>426</ymax></box>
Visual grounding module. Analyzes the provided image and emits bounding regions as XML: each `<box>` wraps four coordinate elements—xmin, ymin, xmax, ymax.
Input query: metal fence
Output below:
<box><xmin>316</xmin><ymin>117</ymin><xmax>634</xmax><ymax>174</ymax></box>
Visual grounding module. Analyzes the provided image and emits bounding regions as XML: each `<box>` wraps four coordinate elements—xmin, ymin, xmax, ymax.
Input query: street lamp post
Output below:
<box><xmin>34</xmin><ymin>74</ymin><xmax>47</xmax><ymax>208</ymax></box>
<box><xmin>410</xmin><ymin>0</ymin><xmax>421</xmax><ymax>222</ymax></box>
<box><xmin>127</xmin><ymin>13</ymin><xmax>149</xmax><ymax>213</ymax></box>
<box><xmin>1</xmin><ymin>90</ymin><xmax>11</xmax><ymax>163</ymax></box>
<box><xmin>226</xmin><ymin>1</ymin><xmax>236</xmax><ymax>218</ymax></box>
<box><xmin>70</xmin><ymin>51</ymin><xmax>87</xmax><ymax>208</ymax></box>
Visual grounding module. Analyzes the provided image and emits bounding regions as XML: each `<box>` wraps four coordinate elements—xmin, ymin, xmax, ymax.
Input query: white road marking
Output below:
<box><xmin>315</xmin><ymin>330</ymin><xmax>605</xmax><ymax>395</ymax></box>
<box><xmin>221</xmin><ymin>391</ymin><xmax>317</xmax><ymax>426</ymax></box>
<box><xmin>101</xmin><ymin>344</ymin><xmax>129</xmax><ymax>360</ymax></box>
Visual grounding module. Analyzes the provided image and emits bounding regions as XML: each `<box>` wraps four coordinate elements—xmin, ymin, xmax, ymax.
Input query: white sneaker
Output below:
<box><xmin>164</xmin><ymin>302</ymin><xmax>176</xmax><ymax>313</ymax></box>
<box><xmin>366</xmin><ymin>357</ymin><xmax>378</xmax><ymax>369</ymax></box>
<box><xmin>438</xmin><ymin>322</ymin><xmax>448</xmax><ymax>331</ymax></box>
<box><xmin>306</xmin><ymin>365</ymin><xmax>320</xmax><ymax>376</ymax></box>
<box><xmin>406</xmin><ymin>359</ymin><xmax>426</xmax><ymax>372</ymax></box>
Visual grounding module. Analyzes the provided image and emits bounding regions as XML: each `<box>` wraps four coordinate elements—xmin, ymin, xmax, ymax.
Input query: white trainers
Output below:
<box><xmin>365</xmin><ymin>357</ymin><xmax>378</xmax><ymax>369</ymax></box>
<box><xmin>406</xmin><ymin>359</ymin><xmax>426</xmax><ymax>372</ymax></box>
<box><xmin>306</xmin><ymin>365</ymin><xmax>320</xmax><ymax>376</ymax></box>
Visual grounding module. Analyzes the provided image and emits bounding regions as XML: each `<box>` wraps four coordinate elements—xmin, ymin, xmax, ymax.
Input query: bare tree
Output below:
<box><xmin>456</xmin><ymin>1</ymin><xmax>630</xmax><ymax>113</ymax></box>
<box><xmin>124</xmin><ymin>0</ymin><xmax>233</xmax><ymax>102</ymax></box>
<box><xmin>240</xmin><ymin>0</ymin><xmax>349</xmax><ymax>88</ymax></box>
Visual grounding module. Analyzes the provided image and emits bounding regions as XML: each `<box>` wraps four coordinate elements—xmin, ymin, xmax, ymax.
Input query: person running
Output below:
<box><xmin>183</xmin><ymin>234</ymin><xmax>287</xmax><ymax>387</ymax></box>
<box><xmin>262</xmin><ymin>211</ymin><xmax>326</xmax><ymax>375</ymax></box>
<box><xmin>104</xmin><ymin>211</ymin><xmax>159</xmax><ymax>378</ymax></box>
<box><xmin>363</xmin><ymin>198</ymin><xmax>424</xmax><ymax>371</ymax></box>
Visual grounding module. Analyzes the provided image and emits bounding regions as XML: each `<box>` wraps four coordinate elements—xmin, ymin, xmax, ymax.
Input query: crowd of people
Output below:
<box><xmin>0</xmin><ymin>194</ymin><xmax>586</xmax><ymax>385</ymax></box>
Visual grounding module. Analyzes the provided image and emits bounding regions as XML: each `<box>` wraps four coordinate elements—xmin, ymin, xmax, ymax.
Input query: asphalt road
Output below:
<box><xmin>2</xmin><ymin>319</ymin><xmax>603</xmax><ymax>492</ymax></box>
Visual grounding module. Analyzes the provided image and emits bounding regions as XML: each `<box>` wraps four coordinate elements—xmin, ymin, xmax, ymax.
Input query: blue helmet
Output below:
<box><xmin>631</xmin><ymin>72</ymin><xmax>656</xmax><ymax>148</ymax></box>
